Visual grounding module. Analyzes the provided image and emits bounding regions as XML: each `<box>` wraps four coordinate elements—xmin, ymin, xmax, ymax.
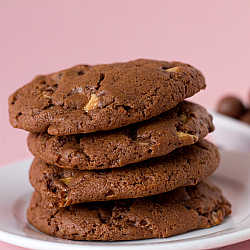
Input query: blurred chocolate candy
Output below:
<box><xmin>217</xmin><ymin>96</ymin><xmax>246</xmax><ymax>119</ymax></box>
<box><xmin>239</xmin><ymin>110</ymin><xmax>250</xmax><ymax>125</ymax></box>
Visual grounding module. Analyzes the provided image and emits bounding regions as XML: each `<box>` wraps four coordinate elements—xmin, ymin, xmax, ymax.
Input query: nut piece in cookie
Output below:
<box><xmin>83</xmin><ymin>94</ymin><xmax>99</xmax><ymax>111</ymax></box>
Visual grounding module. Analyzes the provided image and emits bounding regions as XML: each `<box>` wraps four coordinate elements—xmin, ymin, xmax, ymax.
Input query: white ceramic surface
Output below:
<box><xmin>0</xmin><ymin>151</ymin><xmax>250</xmax><ymax>250</ymax></box>
<box><xmin>209</xmin><ymin>110</ymin><xmax>250</xmax><ymax>153</ymax></box>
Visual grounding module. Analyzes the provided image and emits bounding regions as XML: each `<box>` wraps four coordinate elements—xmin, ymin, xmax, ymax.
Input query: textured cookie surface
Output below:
<box><xmin>27</xmin><ymin>179</ymin><xmax>231</xmax><ymax>241</ymax></box>
<box><xmin>9</xmin><ymin>59</ymin><xmax>205</xmax><ymax>135</ymax></box>
<box><xmin>29</xmin><ymin>139</ymin><xmax>220</xmax><ymax>207</ymax></box>
<box><xmin>27</xmin><ymin>101</ymin><xmax>214</xmax><ymax>170</ymax></box>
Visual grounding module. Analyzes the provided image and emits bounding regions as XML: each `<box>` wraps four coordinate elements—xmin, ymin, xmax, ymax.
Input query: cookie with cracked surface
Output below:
<box><xmin>9</xmin><ymin>59</ymin><xmax>205</xmax><ymax>135</ymax></box>
<box><xmin>29</xmin><ymin>139</ymin><xmax>219</xmax><ymax>207</ymax></box>
<box><xmin>27</xmin><ymin>101</ymin><xmax>214</xmax><ymax>170</ymax></box>
<box><xmin>27</xmin><ymin>179</ymin><xmax>231</xmax><ymax>241</ymax></box>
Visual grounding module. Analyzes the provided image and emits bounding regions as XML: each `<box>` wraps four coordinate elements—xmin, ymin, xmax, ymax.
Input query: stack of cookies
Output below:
<box><xmin>8</xmin><ymin>59</ymin><xmax>231</xmax><ymax>241</ymax></box>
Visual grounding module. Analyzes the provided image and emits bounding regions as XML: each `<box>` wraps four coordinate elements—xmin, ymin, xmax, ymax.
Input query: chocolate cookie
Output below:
<box><xmin>27</xmin><ymin>101</ymin><xmax>214</xmax><ymax>170</ymax></box>
<box><xmin>27</xmin><ymin>179</ymin><xmax>231</xmax><ymax>241</ymax></box>
<box><xmin>29</xmin><ymin>139</ymin><xmax>219</xmax><ymax>207</ymax></box>
<box><xmin>9</xmin><ymin>59</ymin><xmax>205</xmax><ymax>135</ymax></box>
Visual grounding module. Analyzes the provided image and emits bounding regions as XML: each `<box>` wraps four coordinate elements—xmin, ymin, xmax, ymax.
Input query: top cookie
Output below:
<box><xmin>9</xmin><ymin>59</ymin><xmax>205</xmax><ymax>135</ymax></box>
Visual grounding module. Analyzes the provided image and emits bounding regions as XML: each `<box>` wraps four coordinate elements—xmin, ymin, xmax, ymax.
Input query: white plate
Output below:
<box><xmin>208</xmin><ymin>110</ymin><xmax>250</xmax><ymax>153</ymax></box>
<box><xmin>0</xmin><ymin>151</ymin><xmax>250</xmax><ymax>250</ymax></box>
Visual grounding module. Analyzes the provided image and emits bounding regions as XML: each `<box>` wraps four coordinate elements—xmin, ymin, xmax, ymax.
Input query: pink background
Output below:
<box><xmin>0</xmin><ymin>1</ymin><xmax>249</xmax><ymax>249</ymax></box>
